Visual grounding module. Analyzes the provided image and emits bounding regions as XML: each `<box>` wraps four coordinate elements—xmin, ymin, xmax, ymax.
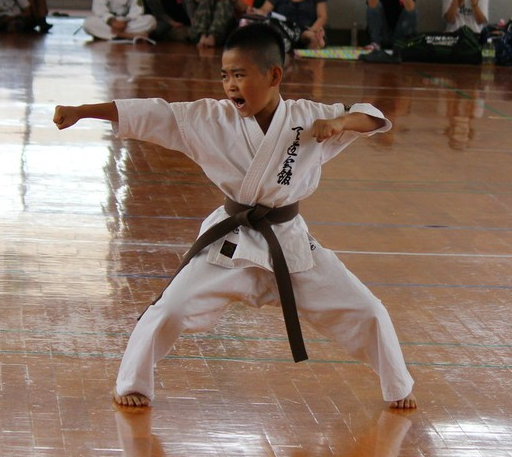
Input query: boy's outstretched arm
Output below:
<box><xmin>53</xmin><ymin>102</ymin><xmax>119</xmax><ymax>130</ymax></box>
<box><xmin>312</xmin><ymin>112</ymin><xmax>386</xmax><ymax>143</ymax></box>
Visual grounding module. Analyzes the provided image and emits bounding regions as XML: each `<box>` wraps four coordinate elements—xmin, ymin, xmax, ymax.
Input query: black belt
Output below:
<box><xmin>144</xmin><ymin>197</ymin><xmax>308</xmax><ymax>363</ymax></box>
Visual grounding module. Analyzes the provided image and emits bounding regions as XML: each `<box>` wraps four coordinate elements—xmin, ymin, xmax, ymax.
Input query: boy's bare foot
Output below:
<box><xmin>112</xmin><ymin>388</ymin><xmax>150</xmax><ymax>407</ymax></box>
<box><xmin>389</xmin><ymin>393</ymin><xmax>417</xmax><ymax>409</ymax></box>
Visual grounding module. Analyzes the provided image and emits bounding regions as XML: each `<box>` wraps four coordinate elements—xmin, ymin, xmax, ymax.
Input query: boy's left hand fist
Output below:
<box><xmin>312</xmin><ymin>118</ymin><xmax>344</xmax><ymax>143</ymax></box>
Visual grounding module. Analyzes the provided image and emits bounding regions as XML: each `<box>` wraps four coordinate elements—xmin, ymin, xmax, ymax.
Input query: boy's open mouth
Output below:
<box><xmin>232</xmin><ymin>98</ymin><xmax>246</xmax><ymax>109</ymax></box>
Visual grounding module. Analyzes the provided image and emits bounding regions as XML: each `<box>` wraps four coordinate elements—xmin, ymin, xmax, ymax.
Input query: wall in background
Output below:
<box><xmin>48</xmin><ymin>0</ymin><xmax>511</xmax><ymax>33</ymax></box>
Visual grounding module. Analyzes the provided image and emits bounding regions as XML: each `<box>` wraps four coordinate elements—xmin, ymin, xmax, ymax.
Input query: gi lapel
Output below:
<box><xmin>239</xmin><ymin>99</ymin><xmax>285</xmax><ymax>204</ymax></box>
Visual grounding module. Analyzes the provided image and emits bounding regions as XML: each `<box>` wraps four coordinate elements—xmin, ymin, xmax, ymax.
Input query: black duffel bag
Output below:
<box><xmin>394</xmin><ymin>25</ymin><xmax>482</xmax><ymax>65</ymax></box>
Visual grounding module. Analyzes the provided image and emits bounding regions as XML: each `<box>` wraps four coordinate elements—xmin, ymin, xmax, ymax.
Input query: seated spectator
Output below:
<box><xmin>0</xmin><ymin>0</ymin><xmax>52</xmax><ymax>33</ymax></box>
<box><xmin>254</xmin><ymin>0</ymin><xmax>327</xmax><ymax>49</ymax></box>
<box><xmin>443</xmin><ymin>0</ymin><xmax>488</xmax><ymax>34</ymax></box>
<box><xmin>365</xmin><ymin>0</ymin><xmax>417</xmax><ymax>51</ymax></box>
<box><xmin>188</xmin><ymin>0</ymin><xmax>248</xmax><ymax>48</ymax></box>
<box><xmin>144</xmin><ymin>0</ymin><xmax>190</xmax><ymax>41</ymax></box>
<box><xmin>83</xmin><ymin>0</ymin><xmax>157</xmax><ymax>41</ymax></box>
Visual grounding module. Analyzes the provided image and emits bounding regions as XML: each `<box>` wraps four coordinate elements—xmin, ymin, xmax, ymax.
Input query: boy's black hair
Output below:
<box><xmin>223</xmin><ymin>23</ymin><xmax>286</xmax><ymax>71</ymax></box>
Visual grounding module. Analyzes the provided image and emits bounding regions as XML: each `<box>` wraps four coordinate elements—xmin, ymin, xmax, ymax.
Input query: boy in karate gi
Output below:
<box><xmin>53</xmin><ymin>23</ymin><xmax>417</xmax><ymax>410</ymax></box>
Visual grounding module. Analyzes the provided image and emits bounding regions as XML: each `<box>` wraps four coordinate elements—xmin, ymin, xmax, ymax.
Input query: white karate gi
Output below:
<box><xmin>83</xmin><ymin>0</ymin><xmax>156</xmax><ymax>40</ymax></box>
<box><xmin>113</xmin><ymin>97</ymin><xmax>414</xmax><ymax>402</ymax></box>
<box><xmin>443</xmin><ymin>0</ymin><xmax>489</xmax><ymax>34</ymax></box>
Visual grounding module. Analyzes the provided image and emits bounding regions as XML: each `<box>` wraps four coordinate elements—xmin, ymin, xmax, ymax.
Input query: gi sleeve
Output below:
<box><xmin>320</xmin><ymin>102</ymin><xmax>392</xmax><ymax>164</ymax></box>
<box><xmin>112</xmin><ymin>98</ymin><xmax>189</xmax><ymax>154</ymax></box>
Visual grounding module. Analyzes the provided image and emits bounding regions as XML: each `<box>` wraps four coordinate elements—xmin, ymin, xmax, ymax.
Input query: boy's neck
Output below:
<box><xmin>255</xmin><ymin>95</ymin><xmax>281</xmax><ymax>134</ymax></box>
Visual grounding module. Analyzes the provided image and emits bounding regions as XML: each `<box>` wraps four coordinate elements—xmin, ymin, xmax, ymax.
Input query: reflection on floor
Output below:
<box><xmin>1</xmin><ymin>14</ymin><xmax>512</xmax><ymax>457</ymax></box>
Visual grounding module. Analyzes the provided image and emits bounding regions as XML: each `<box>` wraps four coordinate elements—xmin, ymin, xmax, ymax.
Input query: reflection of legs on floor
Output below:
<box><xmin>376</xmin><ymin>411</ymin><xmax>413</xmax><ymax>456</ymax></box>
<box><xmin>346</xmin><ymin>410</ymin><xmax>413</xmax><ymax>457</ymax></box>
<box><xmin>114</xmin><ymin>404</ymin><xmax>166</xmax><ymax>457</ymax></box>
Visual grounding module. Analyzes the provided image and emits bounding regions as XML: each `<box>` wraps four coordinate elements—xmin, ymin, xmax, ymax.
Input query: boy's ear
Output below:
<box><xmin>269</xmin><ymin>65</ymin><xmax>284</xmax><ymax>87</ymax></box>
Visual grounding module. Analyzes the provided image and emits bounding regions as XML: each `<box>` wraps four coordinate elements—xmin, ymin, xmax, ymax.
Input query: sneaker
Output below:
<box><xmin>359</xmin><ymin>49</ymin><xmax>401</xmax><ymax>64</ymax></box>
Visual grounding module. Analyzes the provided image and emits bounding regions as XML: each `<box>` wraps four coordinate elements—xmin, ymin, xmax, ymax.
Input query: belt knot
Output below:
<box><xmin>234</xmin><ymin>204</ymin><xmax>272</xmax><ymax>229</ymax></box>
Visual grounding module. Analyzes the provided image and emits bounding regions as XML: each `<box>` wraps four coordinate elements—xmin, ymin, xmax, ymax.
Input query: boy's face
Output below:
<box><xmin>221</xmin><ymin>48</ymin><xmax>282</xmax><ymax>128</ymax></box>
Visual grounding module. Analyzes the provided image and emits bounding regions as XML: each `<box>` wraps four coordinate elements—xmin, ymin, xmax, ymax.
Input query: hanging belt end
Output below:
<box><xmin>292</xmin><ymin>350</ymin><xmax>309</xmax><ymax>363</ymax></box>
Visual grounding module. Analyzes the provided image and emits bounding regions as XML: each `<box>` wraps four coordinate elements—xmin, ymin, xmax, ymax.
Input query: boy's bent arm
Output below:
<box><xmin>53</xmin><ymin>102</ymin><xmax>119</xmax><ymax>130</ymax></box>
<box><xmin>312</xmin><ymin>112</ymin><xmax>386</xmax><ymax>143</ymax></box>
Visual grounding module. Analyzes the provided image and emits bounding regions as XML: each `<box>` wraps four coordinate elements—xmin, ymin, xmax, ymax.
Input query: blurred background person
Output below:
<box><xmin>83</xmin><ymin>0</ymin><xmax>157</xmax><ymax>41</ymax></box>
<box><xmin>443</xmin><ymin>0</ymin><xmax>488</xmax><ymax>34</ymax></box>
<box><xmin>144</xmin><ymin>0</ymin><xmax>190</xmax><ymax>41</ymax></box>
<box><xmin>365</xmin><ymin>0</ymin><xmax>417</xmax><ymax>51</ymax></box>
<box><xmin>0</xmin><ymin>0</ymin><xmax>52</xmax><ymax>33</ymax></box>
<box><xmin>254</xmin><ymin>0</ymin><xmax>328</xmax><ymax>49</ymax></box>
<box><xmin>188</xmin><ymin>0</ymin><xmax>247</xmax><ymax>48</ymax></box>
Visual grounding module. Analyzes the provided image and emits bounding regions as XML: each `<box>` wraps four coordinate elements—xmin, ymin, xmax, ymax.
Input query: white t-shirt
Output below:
<box><xmin>443</xmin><ymin>0</ymin><xmax>489</xmax><ymax>33</ymax></box>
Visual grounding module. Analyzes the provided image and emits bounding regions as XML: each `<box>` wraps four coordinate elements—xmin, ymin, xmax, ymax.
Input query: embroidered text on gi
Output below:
<box><xmin>277</xmin><ymin>126</ymin><xmax>303</xmax><ymax>185</ymax></box>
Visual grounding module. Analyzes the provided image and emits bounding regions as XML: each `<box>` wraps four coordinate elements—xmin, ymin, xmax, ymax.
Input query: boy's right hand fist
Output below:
<box><xmin>53</xmin><ymin>105</ymin><xmax>79</xmax><ymax>130</ymax></box>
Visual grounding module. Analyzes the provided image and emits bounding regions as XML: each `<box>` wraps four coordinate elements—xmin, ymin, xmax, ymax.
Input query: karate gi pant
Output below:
<box><xmin>83</xmin><ymin>15</ymin><xmax>157</xmax><ymax>40</ymax></box>
<box><xmin>116</xmin><ymin>245</ymin><xmax>414</xmax><ymax>402</ymax></box>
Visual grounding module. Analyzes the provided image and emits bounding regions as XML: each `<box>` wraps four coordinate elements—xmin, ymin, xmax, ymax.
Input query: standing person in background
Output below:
<box><xmin>365</xmin><ymin>0</ymin><xmax>417</xmax><ymax>51</ymax></box>
<box><xmin>83</xmin><ymin>0</ymin><xmax>157</xmax><ymax>41</ymax></box>
<box><xmin>443</xmin><ymin>0</ymin><xmax>488</xmax><ymax>34</ymax></box>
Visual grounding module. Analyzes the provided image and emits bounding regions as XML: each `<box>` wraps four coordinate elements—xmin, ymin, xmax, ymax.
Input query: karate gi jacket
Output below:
<box><xmin>113</xmin><ymin>97</ymin><xmax>391</xmax><ymax>274</ymax></box>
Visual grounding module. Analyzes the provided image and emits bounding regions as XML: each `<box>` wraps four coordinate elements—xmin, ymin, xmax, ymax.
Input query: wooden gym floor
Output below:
<box><xmin>1</xmin><ymin>14</ymin><xmax>512</xmax><ymax>457</ymax></box>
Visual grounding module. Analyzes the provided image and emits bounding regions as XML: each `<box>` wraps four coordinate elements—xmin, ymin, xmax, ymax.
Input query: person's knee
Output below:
<box><xmin>145</xmin><ymin>297</ymin><xmax>187</xmax><ymax>326</ymax></box>
<box><xmin>399</xmin><ymin>11</ymin><xmax>417</xmax><ymax>33</ymax></box>
<box><xmin>367</xmin><ymin>1</ymin><xmax>383</xmax><ymax>12</ymax></box>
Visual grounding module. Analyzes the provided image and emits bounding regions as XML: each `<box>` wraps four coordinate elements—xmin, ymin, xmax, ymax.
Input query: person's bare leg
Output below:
<box><xmin>113</xmin><ymin>388</ymin><xmax>150</xmax><ymax>407</ymax></box>
<box><xmin>301</xmin><ymin>30</ymin><xmax>319</xmax><ymax>49</ymax></box>
<box><xmin>202</xmin><ymin>34</ymin><xmax>216</xmax><ymax>47</ymax></box>
<box><xmin>389</xmin><ymin>392</ymin><xmax>417</xmax><ymax>409</ymax></box>
<box><xmin>197</xmin><ymin>34</ymin><xmax>215</xmax><ymax>48</ymax></box>
<box><xmin>28</xmin><ymin>0</ymin><xmax>52</xmax><ymax>33</ymax></box>
<box><xmin>315</xmin><ymin>27</ymin><xmax>325</xmax><ymax>48</ymax></box>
